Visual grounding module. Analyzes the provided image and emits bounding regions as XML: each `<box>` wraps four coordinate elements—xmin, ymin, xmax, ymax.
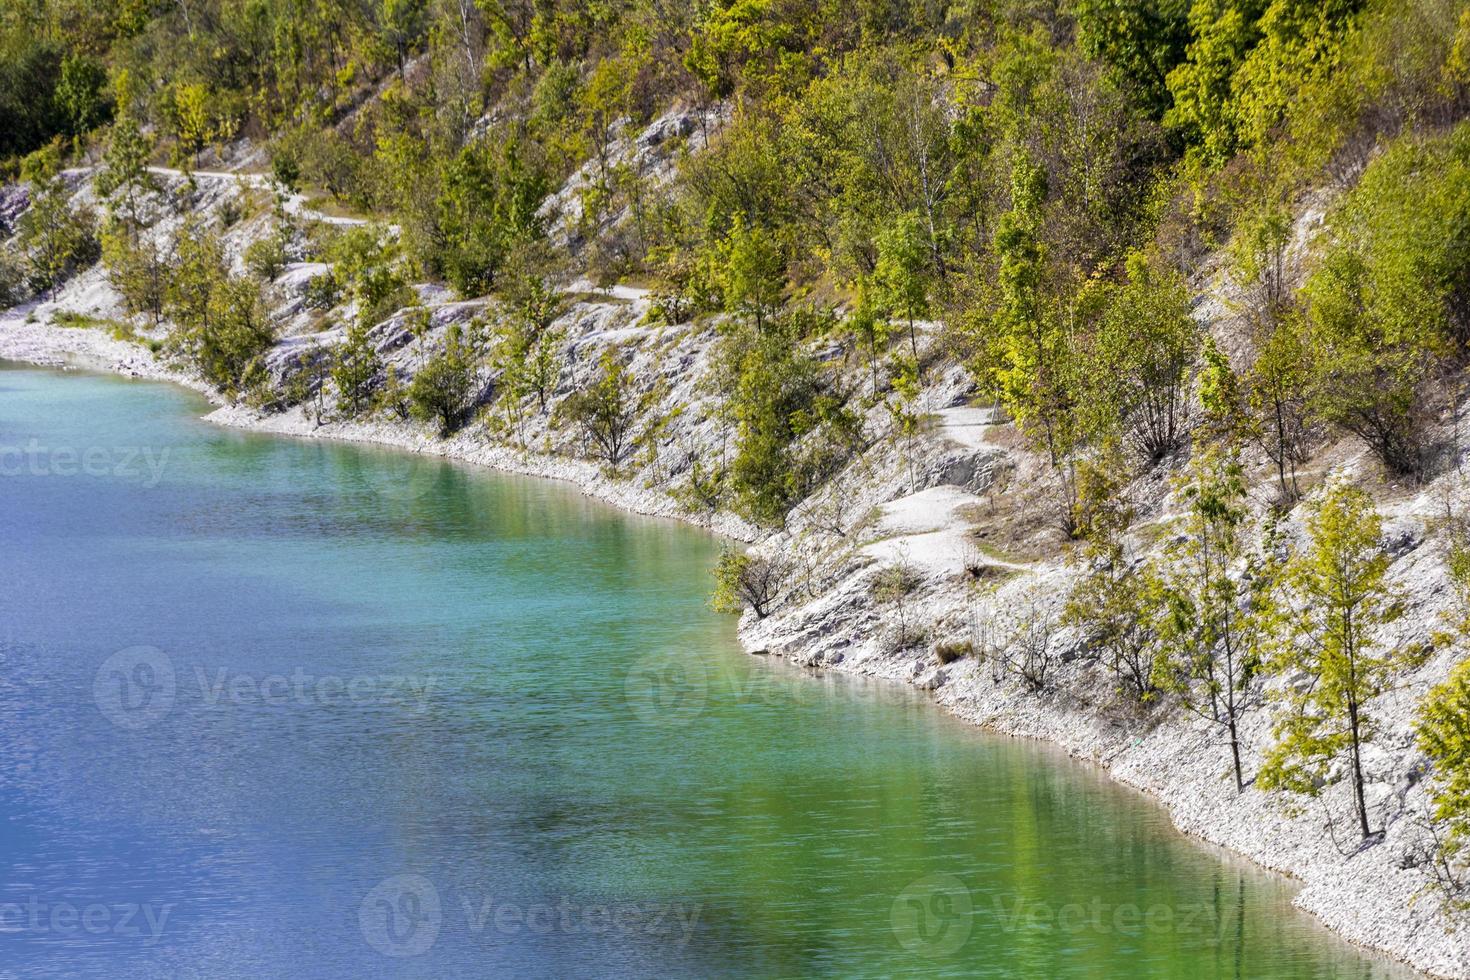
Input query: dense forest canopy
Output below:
<box><xmin>3</xmin><ymin>0</ymin><xmax>1470</xmax><ymax>522</ymax></box>
<box><xmin>5</xmin><ymin>0</ymin><xmax>1470</xmax><ymax>524</ymax></box>
<box><xmin>5</xmin><ymin>0</ymin><xmax>1466</xmax><ymax>270</ymax></box>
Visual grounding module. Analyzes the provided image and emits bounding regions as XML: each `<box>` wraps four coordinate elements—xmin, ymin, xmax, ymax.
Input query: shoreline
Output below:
<box><xmin>0</xmin><ymin>316</ymin><xmax>761</xmax><ymax>542</ymax></box>
<box><xmin>0</xmin><ymin>320</ymin><xmax>1460</xmax><ymax>978</ymax></box>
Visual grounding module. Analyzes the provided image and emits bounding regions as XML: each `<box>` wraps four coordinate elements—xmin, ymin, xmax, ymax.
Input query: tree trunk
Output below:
<box><xmin>1227</xmin><ymin>713</ymin><xmax>1244</xmax><ymax>793</ymax></box>
<box><xmin>1274</xmin><ymin>399</ymin><xmax>1289</xmax><ymax>497</ymax></box>
<box><xmin>1347</xmin><ymin>694</ymin><xmax>1371</xmax><ymax>839</ymax></box>
<box><xmin>908</xmin><ymin>314</ymin><xmax>921</xmax><ymax>380</ymax></box>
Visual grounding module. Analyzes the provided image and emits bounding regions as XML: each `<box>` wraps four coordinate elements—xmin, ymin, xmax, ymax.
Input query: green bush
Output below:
<box><xmin>1300</xmin><ymin>124</ymin><xmax>1470</xmax><ymax>476</ymax></box>
<box><xmin>163</xmin><ymin>228</ymin><xmax>275</xmax><ymax>400</ymax></box>
<box><xmin>18</xmin><ymin>173</ymin><xmax>98</xmax><ymax>296</ymax></box>
<box><xmin>332</xmin><ymin>321</ymin><xmax>382</xmax><ymax>418</ymax></box>
<box><xmin>720</xmin><ymin>315</ymin><xmax>861</xmax><ymax>527</ymax></box>
<box><xmin>1417</xmin><ymin>660</ymin><xmax>1470</xmax><ymax>895</ymax></box>
<box><xmin>711</xmin><ymin>546</ymin><xmax>789</xmax><ymax>618</ymax></box>
<box><xmin>408</xmin><ymin>325</ymin><xmax>478</xmax><ymax>436</ymax></box>
<box><xmin>244</xmin><ymin>233</ymin><xmax>289</xmax><ymax>282</ymax></box>
<box><xmin>560</xmin><ymin>351</ymin><xmax>639</xmax><ymax>468</ymax></box>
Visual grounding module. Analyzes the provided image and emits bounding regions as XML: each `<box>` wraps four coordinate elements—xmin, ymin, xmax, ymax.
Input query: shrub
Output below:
<box><xmin>101</xmin><ymin>225</ymin><xmax>169</xmax><ymax>326</ymax></box>
<box><xmin>376</xmin><ymin>364</ymin><xmax>412</xmax><ymax>422</ymax></box>
<box><xmin>332</xmin><ymin>321</ymin><xmax>382</xmax><ymax>418</ymax></box>
<box><xmin>1301</xmin><ymin>124</ymin><xmax>1470</xmax><ymax>477</ymax></box>
<box><xmin>328</xmin><ymin>224</ymin><xmax>410</xmax><ymax>325</ymax></box>
<box><xmin>164</xmin><ymin>228</ymin><xmax>275</xmax><ymax>400</ymax></box>
<box><xmin>244</xmin><ymin>232</ymin><xmax>289</xmax><ymax>282</ymax></box>
<box><xmin>407</xmin><ymin>325</ymin><xmax>478</xmax><ymax>436</ymax></box>
<box><xmin>872</xmin><ymin>560</ymin><xmax>925</xmax><ymax>652</ymax></box>
<box><xmin>975</xmin><ymin>589</ymin><xmax>1061</xmax><ymax>692</ymax></box>
<box><xmin>711</xmin><ymin>547</ymin><xmax>790</xmax><ymax>619</ymax></box>
<box><xmin>1416</xmin><ymin>660</ymin><xmax>1470</xmax><ymax>900</ymax></box>
<box><xmin>1084</xmin><ymin>249</ymin><xmax>1199</xmax><ymax>463</ymax></box>
<box><xmin>432</xmin><ymin>137</ymin><xmax>549</xmax><ymax>297</ymax></box>
<box><xmin>0</xmin><ymin>250</ymin><xmax>25</xmax><ymax>307</ymax></box>
<box><xmin>269</xmin><ymin>143</ymin><xmax>301</xmax><ymax>191</ymax></box>
<box><xmin>933</xmin><ymin>639</ymin><xmax>973</xmax><ymax>665</ymax></box>
<box><xmin>719</xmin><ymin>315</ymin><xmax>862</xmax><ymax>527</ymax></box>
<box><xmin>18</xmin><ymin>174</ymin><xmax>98</xmax><ymax>296</ymax></box>
<box><xmin>561</xmin><ymin>351</ymin><xmax>640</xmax><ymax>468</ymax></box>
<box><xmin>303</xmin><ymin>272</ymin><xmax>340</xmax><ymax>310</ymax></box>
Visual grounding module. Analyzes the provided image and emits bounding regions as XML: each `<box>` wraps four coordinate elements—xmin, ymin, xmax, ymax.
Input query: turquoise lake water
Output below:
<box><xmin>0</xmin><ymin>361</ymin><xmax>1411</xmax><ymax>977</ymax></box>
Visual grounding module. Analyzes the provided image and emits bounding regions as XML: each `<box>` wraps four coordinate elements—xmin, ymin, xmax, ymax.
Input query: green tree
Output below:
<box><xmin>0</xmin><ymin>32</ymin><xmax>65</xmax><ymax>159</ymax></box>
<box><xmin>887</xmin><ymin>352</ymin><xmax>924</xmax><ymax>491</ymax></box>
<box><xmin>332</xmin><ymin>321</ymin><xmax>383</xmax><ymax>417</ymax></box>
<box><xmin>491</xmin><ymin>276</ymin><xmax>566</xmax><ymax>421</ymax></box>
<box><xmin>1301</xmin><ymin>125</ymin><xmax>1470</xmax><ymax>477</ymax></box>
<box><xmin>848</xmin><ymin>279</ymin><xmax>893</xmax><ymax>395</ymax></box>
<box><xmin>1154</xmin><ymin>447</ymin><xmax>1280</xmax><ymax>791</ymax></box>
<box><xmin>1064</xmin><ymin>457</ymin><xmax>1160</xmax><ymax>702</ymax></box>
<box><xmin>169</xmin><ymin>82</ymin><xmax>216</xmax><ymax>166</ymax></box>
<box><xmin>54</xmin><ymin>52</ymin><xmax>108</xmax><ymax>138</ymax></box>
<box><xmin>1229</xmin><ymin>0</ymin><xmax>1358</xmax><ymax>152</ymax></box>
<box><xmin>717</xmin><ymin>217</ymin><xmax>785</xmax><ymax>333</ymax></box>
<box><xmin>1416</xmin><ymin>661</ymin><xmax>1470</xmax><ymax>890</ymax></box>
<box><xmin>408</xmin><ymin>324</ymin><xmax>478</xmax><ymax>436</ymax></box>
<box><xmin>874</xmin><ymin>211</ymin><xmax>930</xmax><ymax>376</ymax></box>
<box><xmin>101</xmin><ymin>226</ymin><xmax>170</xmax><ymax>326</ymax></box>
<box><xmin>1247</xmin><ymin>309</ymin><xmax>1314</xmax><ymax>498</ymax></box>
<box><xmin>563</xmin><ymin>350</ymin><xmax>639</xmax><ymax>468</ymax></box>
<box><xmin>164</xmin><ymin>227</ymin><xmax>224</xmax><ymax>338</ymax></box>
<box><xmin>1074</xmin><ymin>0</ymin><xmax>1192</xmax><ymax>116</ymax></box>
<box><xmin>1165</xmin><ymin>0</ymin><xmax>1260</xmax><ymax>164</ymax></box>
<box><xmin>380</xmin><ymin>0</ymin><xmax>428</xmax><ymax>78</ymax></box>
<box><xmin>18</xmin><ymin>173</ymin><xmax>98</xmax><ymax>297</ymax></box>
<box><xmin>683</xmin><ymin>0</ymin><xmax>796</xmax><ymax>100</ymax></box>
<box><xmin>244</xmin><ymin>230</ymin><xmax>290</xmax><ymax>282</ymax></box>
<box><xmin>711</xmin><ymin>546</ymin><xmax>789</xmax><ymax>619</ymax></box>
<box><xmin>165</xmin><ymin>231</ymin><xmax>275</xmax><ymax>400</ymax></box>
<box><xmin>433</xmin><ymin>137</ymin><xmax>548</xmax><ymax>297</ymax></box>
<box><xmin>1087</xmin><ymin>249</ymin><xmax>1199</xmax><ymax>463</ymax></box>
<box><xmin>523</xmin><ymin>327</ymin><xmax>563</xmax><ymax>414</ymax></box>
<box><xmin>1196</xmin><ymin>335</ymin><xmax>1244</xmax><ymax>442</ymax></box>
<box><xmin>725</xmin><ymin>317</ymin><xmax>858</xmax><ymax>527</ymax></box>
<box><xmin>329</xmin><ymin>225</ymin><xmax>410</xmax><ymax>326</ymax></box>
<box><xmin>987</xmin><ymin>154</ymin><xmax>1075</xmax><ymax>467</ymax></box>
<box><xmin>95</xmin><ymin>114</ymin><xmax>157</xmax><ymax>233</ymax></box>
<box><xmin>1261</xmin><ymin>481</ymin><xmax>1417</xmax><ymax>840</ymax></box>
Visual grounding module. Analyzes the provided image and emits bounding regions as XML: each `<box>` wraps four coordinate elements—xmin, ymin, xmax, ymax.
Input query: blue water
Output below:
<box><xmin>0</xmin><ymin>362</ymin><xmax>1410</xmax><ymax>978</ymax></box>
